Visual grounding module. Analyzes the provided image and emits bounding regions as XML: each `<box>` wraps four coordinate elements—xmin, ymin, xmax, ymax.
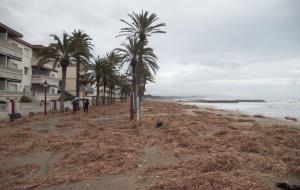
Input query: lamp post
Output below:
<box><xmin>42</xmin><ymin>80</ymin><xmax>49</xmax><ymax>116</ymax></box>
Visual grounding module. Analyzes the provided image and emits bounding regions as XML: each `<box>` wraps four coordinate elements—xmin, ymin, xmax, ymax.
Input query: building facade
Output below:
<box><xmin>56</xmin><ymin>65</ymin><xmax>94</xmax><ymax>97</ymax></box>
<box><xmin>0</xmin><ymin>23</ymin><xmax>59</xmax><ymax>102</ymax></box>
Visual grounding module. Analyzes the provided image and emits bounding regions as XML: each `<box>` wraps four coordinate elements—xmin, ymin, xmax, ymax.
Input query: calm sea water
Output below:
<box><xmin>184</xmin><ymin>100</ymin><xmax>300</xmax><ymax>120</ymax></box>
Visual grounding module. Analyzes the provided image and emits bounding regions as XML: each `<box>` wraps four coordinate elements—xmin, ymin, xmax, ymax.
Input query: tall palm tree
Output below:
<box><xmin>71</xmin><ymin>30</ymin><xmax>93</xmax><ymax>97</ymax></box>
<box><xmin>37</xmin><ymin>32</ymin><xmax>74</xmax><ymax>112</ymax></box>
<box><xmin>119</xmin><ymin>10</ymin><xmax>165</xmax><ymax>83</ymax></box>
<box><xmin>89</xmin><ymin>56</ymin><xmax>104</xmax><ymax>106</ymax></box>
<box><xmin>118</xmin><ymin>10</ymin><xmax>165</xmax><ymax>118</ymax></box>
<box><xmin>101</xmin><ymin>51</ymin><xmax>120</xmax><ymax>105</ymax></box>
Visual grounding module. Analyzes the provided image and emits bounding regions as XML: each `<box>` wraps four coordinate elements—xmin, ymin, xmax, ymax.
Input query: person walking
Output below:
<box><xmin>71</xmin><ymin>97</ymin><xmax>80</xmax><ymax>113</ymax></box>
<box><xmin>83</xmin><ymin>99</ymin><xmax>89</xmax><ymax>113</ymax></box>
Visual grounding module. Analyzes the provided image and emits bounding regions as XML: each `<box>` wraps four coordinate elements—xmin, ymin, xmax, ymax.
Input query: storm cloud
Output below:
<box><xmin>1</xmin><ymin>0</ymin><xmax>299</xmax><ymax>98</ymax></box>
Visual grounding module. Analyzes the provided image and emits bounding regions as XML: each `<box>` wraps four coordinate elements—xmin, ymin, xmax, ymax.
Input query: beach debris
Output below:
<box><xmin>254</xmin><ymin>114</ymin><xmax>266</xmax><ymax>118</ymax></box>
<box><xmin>284</xmin><ymin>117</ymin><xmax>298</xmax><ymax>122</ymax></box>
<box><xmin>155</xmin><ymin>120</ymin><xmax>163</xmax><ymax>128</ymax></box>
<box><xmin>0</xmin><ymin>101</ymin><xmax>299</xmax><ymax>190</ymax></box>
<box><xmin>276</xmin><ymin>182</ymin><xmax>300</xmax><ymax>190</ymax></box>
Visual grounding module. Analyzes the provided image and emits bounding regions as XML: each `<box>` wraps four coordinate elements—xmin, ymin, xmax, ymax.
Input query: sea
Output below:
<box><xmin>180</xmin><ymin>98</ymin><xmax>300</xmax><ymax>120</ymax></box>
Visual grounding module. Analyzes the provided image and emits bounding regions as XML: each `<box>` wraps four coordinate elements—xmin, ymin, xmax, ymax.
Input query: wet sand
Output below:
<box><xmin>0</xmin><ymin>100</ymin><xmax>299</xmax><ymax>190</ymax></box>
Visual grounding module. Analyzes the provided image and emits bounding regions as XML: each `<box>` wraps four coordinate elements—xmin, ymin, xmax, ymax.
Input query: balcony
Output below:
<box><xmin>0</xmin><ymin>40</ymin><xmax>23</xmax><ymax>60</ymax></box>
<box><xmin>31</xmin><ymin>75</ymin><xmax>59</xmax><ymax>87</ymax></box>
<box><xmin>0</xmin><ymin>90</ymin><xmax>23</xmax><ymax>97</ymax></box>
<box><xmin>0</xmin><ymin>65</ymin><xmax>23</xmax><ymax>81</ymax></box>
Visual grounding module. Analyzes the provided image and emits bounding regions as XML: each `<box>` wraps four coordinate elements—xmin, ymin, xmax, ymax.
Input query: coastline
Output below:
<box><xmin>178</xmin><ymin>100</ymin><xmax>300</xmax><ymax>125</ymax></box>
<box><xmin>0</xmin><ymin>100</ymin><xmax>299</xmax><ymax>189</ymax></box>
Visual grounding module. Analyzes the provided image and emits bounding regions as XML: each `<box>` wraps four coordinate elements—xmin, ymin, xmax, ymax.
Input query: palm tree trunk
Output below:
<box><xmin>132</xmin><ymin>64</ymin><xmax>137</xmax><ymax>111</ymax></box>
<box><xmin>76</xmin><ymin>58</ymin><xmax>80</xmax><ymax>97</ymax></box>
<box><xmin>109</xmin><ymin>87</ymin><xmax>111</xmax><ymax>104</ymax></box>
<box><xmin>60</xmin><ymin>66</ymin><xmax>67</xmax><ymax>112</ymax></box>
<box><xmin>96</xmin><ymin>78</ymin><xmax>100</xmax><ymax>106</ymax></box>
<box><xmin>110</xmin><ymin>88</ymin><xmax>113</xmax><ymax>104</ymax></box>
<box><xmin>103</xmin><ymin>81</ymin><xmax>106</xmax><ymax>105</ymax></box>
<box><xmin>136</xmin><ymin>38</ymin><xmax>145</xmax><ymax>121</ymax></box>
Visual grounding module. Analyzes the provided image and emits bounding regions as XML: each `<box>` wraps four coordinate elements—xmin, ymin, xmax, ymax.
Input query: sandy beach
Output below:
<box><xmin>0</xmin><ymin>100</ymin><xmax>299</xmax><ymax>190</ymax></box>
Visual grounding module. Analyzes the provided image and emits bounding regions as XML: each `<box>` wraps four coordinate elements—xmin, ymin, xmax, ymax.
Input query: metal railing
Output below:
<box><xmin>0</xmin><ymin>65</ymin><xmax>23</xmax><ymax>81</ymax></box>
<box><xmin>0</xmin><ymin>65</ymin><xmax>23</xmax><ymax>74</ymax></box>
<box><xmin>31</xmin><ymin>75</ymin><xmax>59</xmax><ymax>86</ymax></box>
<box><xmin>0</xmin><ymin>90</ymin><xmax>23</xmax><ymax>96</ymax></box>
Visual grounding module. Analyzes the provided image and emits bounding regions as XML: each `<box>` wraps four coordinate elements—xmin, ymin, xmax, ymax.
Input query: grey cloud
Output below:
<box><xmin>0</xmin><ymin>0</ymin><xmax>299</xmax><ymax>98</ymax></box>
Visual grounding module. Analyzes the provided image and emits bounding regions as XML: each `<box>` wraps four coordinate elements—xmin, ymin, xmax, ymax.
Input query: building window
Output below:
<box><xmin>23</xmin><ymin>48</ymin><xmax>30</xmax><ymax>57</ymax></box>
<box><xmin>51</xmin><ymin>89</ymin><xmax>55</xmax><ymax>94</ymax></box>
<box><xmin>24</xmin><ymin>67</ymin><xmax>29</xmax><ymax>75</ymax></box>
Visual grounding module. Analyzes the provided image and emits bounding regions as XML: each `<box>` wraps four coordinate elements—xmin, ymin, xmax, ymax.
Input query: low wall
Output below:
<box><xmin>0</xmin><ymin>101</ymin><xmax>73</xmax><ymax>120</ymax></box>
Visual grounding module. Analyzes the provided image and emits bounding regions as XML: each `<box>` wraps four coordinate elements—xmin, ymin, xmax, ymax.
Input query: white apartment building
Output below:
<box><xmin>0</xmin><ymin>23</ymin><xmax>59</xmax><ymax>102</ymax></box>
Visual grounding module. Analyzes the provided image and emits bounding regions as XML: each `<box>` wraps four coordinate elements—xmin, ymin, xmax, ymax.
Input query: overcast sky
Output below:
<box><xmin>1</xmin><ymin>0</ymin><xmax>300</xmax><ymax>99</ymax></box>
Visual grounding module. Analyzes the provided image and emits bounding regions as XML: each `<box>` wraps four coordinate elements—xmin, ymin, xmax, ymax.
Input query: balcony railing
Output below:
<box><xmin>0</xmin><ymin>65</ymin><xmax>23</xmax><ymax>81</ymax></box>
<box><xmin>33</xmin><ymin>92</ymin><xmax>60</xmax><ymax>101</ymax></box>
<box><xmin>80</xmin><ymin>86</ymin><xmax>94</xmax><ymax>94</ymax></box>
<box><xmin>0</xmin><ymin>40</ymin><xmax>23</xmax><ymax>60</ymax></box>
<box><xmin>31</xmin><ymin>75</ymin><xmax>59</xmax><ymax>86</ymax></box>
<box><xmin>0</xmin><ymin>90</ymin><xmax>23</xmax><ymax>97</ymax></box>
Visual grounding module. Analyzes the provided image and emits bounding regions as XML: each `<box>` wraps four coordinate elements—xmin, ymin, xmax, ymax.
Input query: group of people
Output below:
<box><xmin>71</xmin><ymin>97</ymin><xmax>90</xmax><ymax>113</ymax></box>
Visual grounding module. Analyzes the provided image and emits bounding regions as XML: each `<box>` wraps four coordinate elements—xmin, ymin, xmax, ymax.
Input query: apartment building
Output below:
<box><xmin>0</xmin><ymin>23</ymin><xmax>59</xmax><ymax>102</ymax></box>
<box><xmin>56</xmin><ymin>65</ymin><xmax>94</xmax><ymax>97</ymax></box>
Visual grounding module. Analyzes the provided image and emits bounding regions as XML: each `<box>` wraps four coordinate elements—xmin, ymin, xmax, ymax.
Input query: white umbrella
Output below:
<box><xmin>71</xmin><ymin>97</ymin><xmax>80</xmax><ymax>103</ymax></box>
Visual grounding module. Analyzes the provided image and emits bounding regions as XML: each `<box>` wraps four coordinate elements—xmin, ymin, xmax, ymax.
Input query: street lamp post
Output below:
<box><xmin>42</xmin><ymin>80</ymin><xmax>49</xmax><ymax>116</ymax></box>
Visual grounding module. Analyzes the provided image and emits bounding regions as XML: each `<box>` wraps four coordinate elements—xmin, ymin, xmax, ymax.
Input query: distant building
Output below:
<box><xmin>56</xmin><ymin>65</ymin><xmax>94</xmax><ymax>97</ymax></box>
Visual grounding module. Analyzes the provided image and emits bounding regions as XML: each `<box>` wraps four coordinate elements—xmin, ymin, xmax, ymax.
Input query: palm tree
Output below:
<box><xmin>37</xmin><ymin>32</ymin><xmax>74</xmax><ymax>112</ymax></box>
<box><xmin>101</xmin><ymin>51</ymin><xmax>120</xmax><ymax>105</ymax></box>
<box><xmin>89</xmin><ymin>56</ymin><xmax>104</xmax><ymax>106</ymax></box>
<box><xmin>116</xmin><ymin>38</ymin><xmax>159</xmax><ymax>98</ymax></box>
<box><xmin>115</xmin><ymin>37</ymin><xmax>138</xmax><ymax>98</ymax></box>
<box><xmin>118</xmin><ymin>74</ymin><xmax>131</xmax><ymax>102</ymax></box>
<box><xmin>118</xmin><ymin>10</ymin><xmax>165</xmax><ymax>118</ymax></box>
<box><xmin>139</xmin><ymin>65</ymin><xmax>156</xmax><ymax>97</ymax></box>
<box><xmin>118</xmin><ymin>10</ymin><xmax>165</xmax><ymax>83</ymax></box>
<box><xmin>71</xmin><ymin>30</ymin><xmax>93</xmax><ymax>97</ymax></box>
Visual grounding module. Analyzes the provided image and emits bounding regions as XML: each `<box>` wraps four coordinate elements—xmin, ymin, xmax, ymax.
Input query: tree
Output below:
<box><xmin>89</xmin><ymin>56</ymin><xmax>104</xmax><ymax>106</ymax></box>
<box><xmin>37</xmin><ymin>32</ymin><xmax>74</xmax><ymax>112</ymax></box>
<box><xmin>118</xmin><ymin>11</ymin><xmax>165</xmax><ymax>121</ymax></box>
<box><xmin>101</xmin><ymin>51</ymin><xmax>120</xmax><ymax>105</ymax></box>
<box><xmin>119</xmin><ymin>10</ymin><xmax>165</xmax><ymax>87</ymax></box>
<box><xmin>118</xmin><ymin>74</ymin><xmax>131</xmax><ymax>102</ymax></box>
<box><xmin>71</xmin><ymin>30</ymin><xmax>93</xmax><ymax>97</ymax></box>
<box><xmin>139</xmin><ymin>65</ymin><xmax>156</xmax><ymax>97</ymax></box>
<box><xmin>116</xmin><ymin>38</ymin><xmax>159</xmax><ymax>99</ymax></box>
<box><xmin>115</xmin><ymin>37</ymin><xmax>138</xmax><ymax>98</ymax></box>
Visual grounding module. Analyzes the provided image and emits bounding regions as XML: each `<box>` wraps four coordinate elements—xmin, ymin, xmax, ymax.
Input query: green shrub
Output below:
<box><xmin>19</xmin><ymin>96</ymin><xmax>32</xmax><ymax>103</ymax></box>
